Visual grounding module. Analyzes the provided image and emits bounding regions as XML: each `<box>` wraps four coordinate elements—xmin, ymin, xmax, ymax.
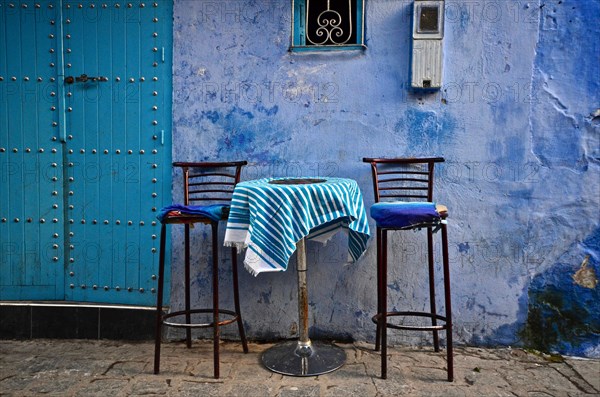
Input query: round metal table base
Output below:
<box><xmin>262</xmin><ymin>340</ymin><xmax>346</xmax><ymax>377</ymax></box>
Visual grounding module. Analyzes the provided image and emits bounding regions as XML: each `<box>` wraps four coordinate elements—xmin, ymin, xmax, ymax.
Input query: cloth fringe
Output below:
<box><xmin>223</xmin><ymin>241</ymin><xmax>247</xmax><ymax>254</ymax></box>
<box><xmin>243</xmin><ymin>261</ymin><xmax>259</xmax><ymax>277</ymax></box>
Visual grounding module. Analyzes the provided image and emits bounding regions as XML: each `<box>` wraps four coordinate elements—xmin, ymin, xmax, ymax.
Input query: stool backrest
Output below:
<box><xmin>362</xmin><ymin>157</ymin><xmax>444</xmax><ymax>203</ymax></box>
<box><xmin>173</xmin><ymin>161</ymin><xmax>247</xmax><ymax>205</ymax></box>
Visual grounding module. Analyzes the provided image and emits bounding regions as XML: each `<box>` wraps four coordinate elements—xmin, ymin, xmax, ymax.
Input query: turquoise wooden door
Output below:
<box><xmin>0</xmin><ymin>0</ymin><xmax>64</xmax><ymax>300</ymax></box>
<box><xmin>0</xmin><ymin>0</ymin><xmax>172</xmax><ymax>306</ymax></box>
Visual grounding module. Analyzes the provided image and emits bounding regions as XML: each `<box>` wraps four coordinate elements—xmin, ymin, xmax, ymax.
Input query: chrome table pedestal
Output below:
<box><xmin>261</xmin><ymin>239</ymin><xmax>346</xmax><ymax>376</ymax></box>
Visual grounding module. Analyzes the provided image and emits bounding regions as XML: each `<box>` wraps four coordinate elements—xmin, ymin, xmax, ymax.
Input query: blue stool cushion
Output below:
<box><xmin>157</xmin><ymin>204</ymin><xmax>229</xmax><ymax>223</ymax></box>
<box><xmin>371</xmin><ymin>202</ymin><xmax>441</xmax><ymax>229</ymax></box>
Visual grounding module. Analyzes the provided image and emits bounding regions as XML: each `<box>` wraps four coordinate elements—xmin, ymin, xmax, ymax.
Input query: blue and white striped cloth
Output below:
<box><xmin>224</xmin><ymin>177</ymin><xmax>370</xmax><ymax>276</ymax></box>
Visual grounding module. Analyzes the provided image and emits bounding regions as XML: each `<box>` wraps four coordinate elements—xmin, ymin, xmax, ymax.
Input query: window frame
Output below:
<box><xmin>290</xmin><ymin>0</ymin><xmax>366</xmax><ymax>52</ymax></box>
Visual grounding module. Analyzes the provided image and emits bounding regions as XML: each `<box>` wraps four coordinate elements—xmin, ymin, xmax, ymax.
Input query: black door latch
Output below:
<box><xmin>64</xmin><ymin>74</ymin><xmax>109</xmax><ymax>84</ymax></box>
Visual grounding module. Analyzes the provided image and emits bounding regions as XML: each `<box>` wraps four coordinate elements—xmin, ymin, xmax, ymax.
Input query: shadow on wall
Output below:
<box><xmin>519</xmin><ymin>227</ymin><xmax>600</xmax><ymax>357</ymax></box>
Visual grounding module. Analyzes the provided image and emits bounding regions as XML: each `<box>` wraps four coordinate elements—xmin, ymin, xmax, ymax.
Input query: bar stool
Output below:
<box><xmin>362</xmin><ymin>157</ymin><xmax>453</xmax><ymax>381</ymax></box>
<box><xmin>154</xmin><ymin>161</ymin><xmax>249</xmax><ymax>379</ymax></box>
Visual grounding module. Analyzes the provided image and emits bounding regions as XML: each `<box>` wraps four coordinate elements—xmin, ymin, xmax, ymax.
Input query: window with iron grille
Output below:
<box><xmin>291</xmin><ymin>0</ymin><xmax>366</xmax><ymax>51</ymax></box>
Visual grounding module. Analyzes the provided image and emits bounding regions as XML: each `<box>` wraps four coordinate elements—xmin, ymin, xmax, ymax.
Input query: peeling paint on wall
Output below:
<box><xmin>530</xmin><ymin>0</ymin><xmax>599</xmax><ymax>171</ymax></box>
<box><xmin>572</xmin><ymin>256</ymin><xmax>599</xmax><ymax>289</ymax></box>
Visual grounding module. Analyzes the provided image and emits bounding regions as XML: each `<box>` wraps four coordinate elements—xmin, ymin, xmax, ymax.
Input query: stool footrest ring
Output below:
<box><xmin>162</xmin><ymin>309</ymin><xmax>240</xmax><ymax>329</ymax></box>
<box><xmin>372</xmin><ymin>311</ymin><xmax>448</xmax><ymax>331</ymax></box>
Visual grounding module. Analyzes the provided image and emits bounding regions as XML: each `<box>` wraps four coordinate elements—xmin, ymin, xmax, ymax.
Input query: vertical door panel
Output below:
<box><xmin>20</xmin><ymin>7</ymin><xmax>36</xmax><ymax>288</ymax></box>
<box><xmin>63</xmin><ymin>0</ymin><xmax>172</xmax><ymax>305</ymax></box>
<box><xmin>0</xmin><ymin>1</ymin><xmax>64</xmax><ymax>300</ymax></box>
<box><xmin>62</xmin><ymin>0</ymin><xmax>96</xmax><ymax>298</ymax></box>
<box><xmin>93</xmin><ymin>5</ymin><xmax>114</xmax><ymax>294</ymax></box>
<box><xmin>140</xmin><ymin>4</ymin><xmax>163</xmax><ymax>295</ymax></box>
<box><xmin>124</xmin><ymin>3</ymin><xmax>143</xmax><ymax>298</ymax></box>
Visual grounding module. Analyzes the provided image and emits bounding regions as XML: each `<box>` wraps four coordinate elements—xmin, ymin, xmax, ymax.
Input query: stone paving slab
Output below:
<box><xmin>0</xmin><ymin>339</ymin><xmax>598</xmax><ymax>396</ymax></box>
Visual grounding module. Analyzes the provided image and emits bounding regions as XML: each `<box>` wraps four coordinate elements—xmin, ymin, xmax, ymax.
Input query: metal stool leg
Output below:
<box><xmin>211</xmin><ymin>222</ymin><xmax>220</xmax><ymax>379</ymax></box>
<box><xmin>380</xmin><ymin>230</ymin><xmax>388</xmax><ymax>379</ymax></box>
<box><xmin>154</xmin><ymin>224</ymin><xmax>167</xmax><ymax>374</ymax></box>
<box><xmin>427</xmin><ymin>227</ymin><xmax>440</xmax><ymax>352</ymax></box>
<box><xmin>184</xmin><ymin>224</ymin><xmax>192</xmax><ymax>348</ymax></box>
<box><xmin>441</xmin><ymin>223</ymin><xmax>453</xmax><ymax>381</ymax></box>
<box><xmin>375</xmin><ymin>227</ymin><xmax>382</xmax><ymax>352</ymax></box>
<box><xmin>231</xmin><ymin>247</ymin><xmax>249</xmax><ymax>353</ymax></box>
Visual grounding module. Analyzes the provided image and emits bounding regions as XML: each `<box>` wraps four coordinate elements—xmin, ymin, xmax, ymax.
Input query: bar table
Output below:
<box><xmin>224</xmin><ymin>177</ymin><xmax>370</xmax><ymax>376</ymax></box>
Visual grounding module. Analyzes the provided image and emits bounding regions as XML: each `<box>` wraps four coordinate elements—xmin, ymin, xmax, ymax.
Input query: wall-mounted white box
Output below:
<box><xmin>411</xmin><ymin>0</ymin><xmax>445</xmax><ymax>90</ymax></box>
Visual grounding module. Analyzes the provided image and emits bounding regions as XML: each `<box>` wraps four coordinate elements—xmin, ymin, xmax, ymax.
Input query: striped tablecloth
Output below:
<box><xmin>224</xmin><ymin>177</ymin><xmax>371</xmax><ymax>276</ymax></box>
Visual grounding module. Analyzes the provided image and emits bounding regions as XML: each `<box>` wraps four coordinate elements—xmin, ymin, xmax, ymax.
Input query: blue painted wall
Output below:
<box><xmin>169</xmin><ymin>0</ymin><xmax>600</xmax><ymax>357</ymax></box>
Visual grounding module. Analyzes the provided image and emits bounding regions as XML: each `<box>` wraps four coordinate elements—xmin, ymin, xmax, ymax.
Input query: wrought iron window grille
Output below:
<box><xmin>291</xmin><ymin>0</ymin><xmax>366</xmax><ymax>52</ymax></box>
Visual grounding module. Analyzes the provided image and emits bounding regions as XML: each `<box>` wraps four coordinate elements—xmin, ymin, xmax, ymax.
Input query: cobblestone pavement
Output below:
<box><xmin>0</xmin><ymin>339</ymin><xmax>599</xmax><ymax>396</ymax></box>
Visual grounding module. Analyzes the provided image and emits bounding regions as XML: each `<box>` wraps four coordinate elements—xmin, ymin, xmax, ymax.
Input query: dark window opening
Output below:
<box><xmin>306</xmin><ymin>0</ymin><xmax>357</xmax><ymax>46</ymax></box>
<box><xmin>292</xmin><ymin>0</ymin><xmax>365</xmax><ymax>51</ymax></box>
